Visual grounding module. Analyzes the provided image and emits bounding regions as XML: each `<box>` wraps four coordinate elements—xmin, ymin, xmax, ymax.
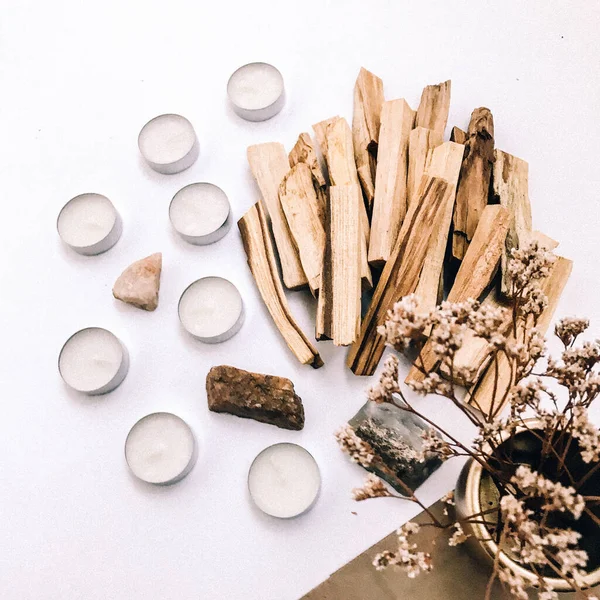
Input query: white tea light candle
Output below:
<box><xmin>169</xmin><ymin>183</ymin><xmax>231</xmax><ymax>245</ymax></box>
<box><xmin>178</xmin><ymin>277</ymin><xmax>244</xmax><ymax>343</ymax></box>
<box><xmin>138</xmin><ymin>114</ymin><xmax>199</xmax><ymax>174</ymax></box>
<box><xmin>227</xmin><ymin>62</ymin><xmax>285</xmax><ymax>122</ymax></box>
<box><xmin>125</xmin><ymin>412</ymin><xmax>197</xmax><ymax>485</ymax></box>
<box><xmin>57</xmin><ymin>193</ymin><xmax>122</xmax><ymax>256</ymax></box>
<box><xmin>58</xmin><ymin>327</ymin><xmax>129</xmax><ymax>395</ymax></box>
<box><xmin>248</xmin><ymin>443</ymin><xmax>321</xmax><ymax>518</ymax></box>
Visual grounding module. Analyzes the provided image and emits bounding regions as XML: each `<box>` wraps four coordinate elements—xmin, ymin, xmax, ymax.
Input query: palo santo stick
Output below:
<box><xmin>407</xmin><ymin>127</ymin><xmax>443</xmax><ymax>208</ymax></box>
<box><xmin>468</xmin><ymin>256</ymin><xmax>573</xmax><ymax>418</ymax></box>
<box><xmin>413</xmin><ymin>142</ymin><xmax>465</xmax><ymax>314</ymax></box>
<box><xmin>289</xmin><ymin>132</ymin><xmax>326</xmax><ymax>188</ymax></box>
<box><xmin>369</xmin><ymin>99</ymin><xmax>416</xmax><ymax>267</ymax></box>
<box><xmin>347</xmin><ymin>177</ymin><xmax>449</xmax><ymax>376</ymax></box>
<box><xmin>406</xmin><ymin>204</ymin><xmax>510</xmax><ymax>384</ymax></box>
<box><xmin>316</xmin><ymin>189</ymin><xmax>333</xmax><ymax>341</ymax></box>
<box><xmin>452</xmin><ymin>108</ymin><xmax>495</xmax><ymax>260</ymax></box>
<box><xmin>492</xmin><ymin>150</ymin><xmax>532</xmax><ymax>296</ymax></box>
<box><xmin>289</xmin><ymin>132</ymin><xmax>327</xmax><ymax>225</ymax></box>
<box><xmin>238</xmin><ymin>202</ymin><xmax>323</xmax><ymax>368</ymax></box>
<box><xmin>331</xmin><ymin>185</ymin><xmax>362</xmax><ymax>346</ymax></box>
<box><xmin>450</xmin><ymin>126</ymin><xmax>467</xmax><ymax>144</ymax></box>
<box><xmin>415</xmin><ymin>80</ymin><xmax>451</xmax><ymax>135</ymax></box>
<box><xmin>247</xmin><ymin>143</ymin><xmax>307</xmax><ymax>289</ymax></box>
<box><xmin>325</xmin><ymin>117</ymin><xmax>372</xmax><ymax>288</ymax></box>
<box><xmin>279</xmin><ymin>163</ymin><xmax>326</xmax><ymax>295</ymax></box>
<box><xmin>441</xmin><ymin>230</ymin><xmax>560</xmax><ymax>387</ymax></box>
<box><xmin>352</xmin><ymin>67</ymin><xmax>384</xmax><ymax>212</ymax></box>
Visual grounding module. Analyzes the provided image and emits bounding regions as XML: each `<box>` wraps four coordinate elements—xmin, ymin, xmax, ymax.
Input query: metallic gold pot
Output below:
<box><xmin>454</xmin><ymin>419</ymin><xmax>600</xmax><ymax>592</ymax></box>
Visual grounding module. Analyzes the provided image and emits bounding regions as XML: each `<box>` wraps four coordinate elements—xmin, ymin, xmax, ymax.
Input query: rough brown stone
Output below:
<box><xmin>206</xmin><ymin>365</ymin><xmax>304</xmax><ymax>430</ymax></box>
<box><xmin>112</xmin><ymin>253</ymin><xmax>162</xmax><ymax>311</ymax></box>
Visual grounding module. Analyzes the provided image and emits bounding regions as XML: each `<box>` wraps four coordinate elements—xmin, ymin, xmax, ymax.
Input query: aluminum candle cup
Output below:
<box><xmin>57</xmin><ymin>193</ymin><xmax>122</xmax><ymax>256</ymax></box>
<box><xmin>58</xmin><ymin>327</ymin><xmax>129</xmax><ymax>395</ymax></box>
<box><xmin>138</xmin><ymin>114</ymin><xmax>199</xmax><ymax>174</ymax></box>
<box><xmin>169</xmin><ymin>183</ymin><xmax>231</xmax><ymax>245</ymax></box>
<box><xmin>227</xmin><ymin>62</ymin><xmax>285</xmax><ymax>122</ymax></box>
<box><xmin>125</xmin><ymin>412</ymin><xmax>198</xmax><ymax>485</ymax></box>
<box><xmin>248</xmin><ymin>443</ymin><xmax>321</xmax><ymax>518</ymax></box>
<box><xmin>178</xmin><ymin>277</ymin><xmax>244</xmax><ymax>343</ymax></box>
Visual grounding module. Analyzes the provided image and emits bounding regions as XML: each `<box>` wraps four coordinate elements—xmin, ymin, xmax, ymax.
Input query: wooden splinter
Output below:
<box><xmin>238</xmin><ymin>202</ymin><xmax>323</xmax><ymax>368</ymax></box>
<box><xmin>468</xmin><ymin>256</ymin><xmax>573</xmax><ymax>418</ymax></box>
<box><xmin>352</xmin><ymin>67</ymin><xmax>384</xmax><ymax>213</ymax></box>
<box><xmin>279</xmin><ymin>163</ymin><xmax>326</xmax><ymax>296</ymax></box>
<box><xmin>406</xmin><ymin>204</ymin><xmax>511</xmax><ymax>384</ymax></box>
<box><xmin>347</xmin><ymin>177</ymin><xmax>449</xmax><ymax>376</ymax></box>
<box><xmin>452</xmin><ymin>108</ymin><xmax>495</xmax><ymax>260</ymax></box>
<box><xmin>331</xmin><ymin>185</ymin><xmax>362</xmax><ymax>346</ymax></box>
<box><xmin>369</xmin><ymin>99</ymin><xmax>416</xmax><ymax>267</ymax></box>
<box><xmin>247</xmin><ymin>143</ymin><xmax>307</xmax><ymax>289</ymax></box>
<box><xmin>415</xmin><ymin>80</ymin><xmax>451</xmax><ymax>135</ymax></box>
<box><xmin>492</xmin><ymin>149</ymin><xmax>532</xmax><ymax>296</ymax></box>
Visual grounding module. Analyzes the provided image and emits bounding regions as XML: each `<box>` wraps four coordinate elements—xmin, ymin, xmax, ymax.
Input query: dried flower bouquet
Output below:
<box><xmin>337</xmin><ymin>243</ymin><xmax>600</xmax><ymax>599</ymax></box>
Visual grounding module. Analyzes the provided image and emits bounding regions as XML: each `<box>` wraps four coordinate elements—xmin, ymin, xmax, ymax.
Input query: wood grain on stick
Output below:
<box><xmin>247</xmin><ymin>143</ymin><xmax>307</xmax><ymax>289</ymax></box>
<box><xmin>406</xmin><ymin>204</ymin><xmax>511</xmax><ymax>384</ymax></box>
<box><xmin>331</xmin><ymin>185</ymin><xmax>362</xmax><ymax>346</ymax></box>
<box><xmin>413</xmin><ymin>142</ymin><xmax>465</xmax><ymax>314</ymax></box>
<box><xmin>369</xmin><ymin>99</ymin><xmax>415</xmax><ymax>267</ymax></box>
<box><xmin>492</xmin><ymin>149</ymin><xmax>532</xmax><ymax>296</ymax></box>
<box><xmin>352</xmin><ymin>67</ymin><xmax>384</xmax><ymax>212</ymax></box>
<box><xmin>450</xmin><ymin>126</ymin><xmax>468</xmax><ymax>144</ymax></box>
<box><xmin>468</xmin><ymin>256</ymin><xmax>573</xmax><ymax>418</ymax></box>
<box><xmin>407</xmin><ymin>127</ymin><xmax>443</xmax><ymax>207</ymax></box>
<box><xmin>238</xmin><ymin>202</ymin><xmax>323</xmax><ymax>368</ymax></box>
<box><xmin>347</xmin><ymin>177</ymin><xmax>449</xmax><ymax>376</ymax></box>
<box><xmin>415</xmin><ymin>80</ymin><xmax>451</xmax><ymax>135</ymax></box>
<box><xmin>279</xmin><ymin>163</ymin><xmax>326</xmax><ymax>296</ymax></box>
<box><xmin>452</xmin><ymin>108</ymin><xmax>495</xmax><ymax>260</ymax></box>
<box><xmin>324</xmin><ymin>117</ymin><xmax>372</xmax><ymax>289</ymax></box>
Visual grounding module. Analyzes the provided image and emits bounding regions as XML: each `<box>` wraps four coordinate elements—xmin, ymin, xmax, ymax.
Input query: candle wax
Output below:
<box><xmin>59</xmin><ymin>328</ymin><xmax>124</xmax><ymax>393</ymax></box>
<box><xmin>178</xmin><ymin>277</ymin><xmax>243</xmax><ymax>340</ymax></box>
<box><xmin>57</xmin><ymin>194</ymin><xmax>116</xmax><ymax>248</ymax></box>
<box><xmin>125</xmin><ymin>413</ymin><xmax>196</xmax><ymax>485</ymax></box>
<box><xmin>170</xmin><ymin>183</ymin><xmax>229</xmax><ymax>239</ymax></box>
<box><xmin>228</xmin><ymin>63</ymin><xmax>283</xmax><ymax>110</ymax></box>
<box><xmin>138</xmin><ymin>114</ymin><xmax>196</xmax><ymax>168</ymax></box>
<box><xmin>248</xmin><ymin>443</ymin><xmax>321</xmax><ymax>518</ymax></box>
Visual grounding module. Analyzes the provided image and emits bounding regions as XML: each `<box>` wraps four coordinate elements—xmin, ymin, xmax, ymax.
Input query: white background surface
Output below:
<box><xmin>1</xmin><ymin>2</ymin><xmax>599</xmax><ymax>599</ymax></box>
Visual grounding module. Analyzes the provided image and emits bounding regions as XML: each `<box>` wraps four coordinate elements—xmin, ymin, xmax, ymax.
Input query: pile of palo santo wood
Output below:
<box><xmin>238</xmin><ymin>68</ymin><xmax>572</xmax><ymax>413</ymax></box>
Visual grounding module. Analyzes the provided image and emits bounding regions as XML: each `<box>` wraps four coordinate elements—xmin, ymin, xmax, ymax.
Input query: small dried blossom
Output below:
<box><xmin>352</xmin><ymin>474</ymin><xmax>392</xmax><ymax>501</ymax></box>
<box><xmin>335</xmin><ymin>425</ymin><xmax>374</xmax><ymax>468</ymax></box>
<box><xmin>467</xmin><ymin>302</ymin><xmax>510</xmax><ymax>341</ymax></box>
<box><xmin>507</xmin><ymin>242</ymin><xmax>556</xmax><ymax>292</ymax></box>
<box><xmin>407</xmin><ymin>372</ymin><xmax>453</xmax><ymax>397</ymax></box>
<box><xmin>571</xmin><ymin>405</ymin><xmax>600</xmax><ymax>463</ymax></box>
<box><xmin>507</xmin><ymin>378</ymin><xmax>547</xmax><ymax>415</ymax></box>
<box><xmin>538</xmin><ymin>586</ymin><xmax>559</xmax><ymax>600</ymax></box>
<box><xmin>498</xmin><ymin>566</ymin><xmax>528</xmax><ymax>600</ymax></box>
<box><xmin>419</xmin><ymin>428</ymin><xmax>453</xmax><ymax>461</ymax></box>
<box><xmin>546</xmin><ymin>341</ymin><xmax>600</xmax><ymax>394</ymax></box>
<box><xmin>373</xmin><ymin>522</ymin><xmax>432</xmax><ymax>578</ymax></box>
<box><xmin>377</xmin><ymin>294</ymin><xmax>429</xmax><ymax>351</ymax></box>
<box><xmin>367</xmin><ymin>354</ymin><xmax>400</xmax><ymax>404</ymax></box>
<box><xmin>512</xmin><ymin>465</ymin><xmax>585</xmax><ymax>519</ymax></box>
<box><xmin>448</xmin><ymin>522</ymin><xmax>469</xmax><ymax>546</ymax></box>
<box><xmin>555</xmin><ymin>317</ymin><xmax>589</xmax><ymax>347</ymax></box>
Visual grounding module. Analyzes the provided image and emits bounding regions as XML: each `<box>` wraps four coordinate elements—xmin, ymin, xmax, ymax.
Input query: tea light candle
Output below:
<box><xmin>248</xmin><ymin>443</ymin><xmax>321</xmax><ymax>518</ymax></box>
<box><xmin>169</xmin><ymin>183</ymin><xmax>231</xmax><ymax>245</ymax></box>
<box><xmin>138</xmin><ymin>114</ymin><xmax>199</xmax><ymax>174</ymax></box>
<box><xmin>57</xmin><ymin>193</ymin><xmax>122</xmax><ymax>256</ymax></box>
<box><xmin>125</xmin><ymin>412</ymin><xmax>197</xmax><ymax>485</ymax></box>
<box><xmin>58</xmin><ymin>327</ymin><xmax>129</xmax><ymax>395</ymax></box>
<box><xmin>227</xmin><ymin>62</ymin><xmax>285</xmax><ymax>122</ymax></box>
<box><xmin>178</xmin><ymin>277</ymin><xmax>244</xmax><ymax>343</ymax></box>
